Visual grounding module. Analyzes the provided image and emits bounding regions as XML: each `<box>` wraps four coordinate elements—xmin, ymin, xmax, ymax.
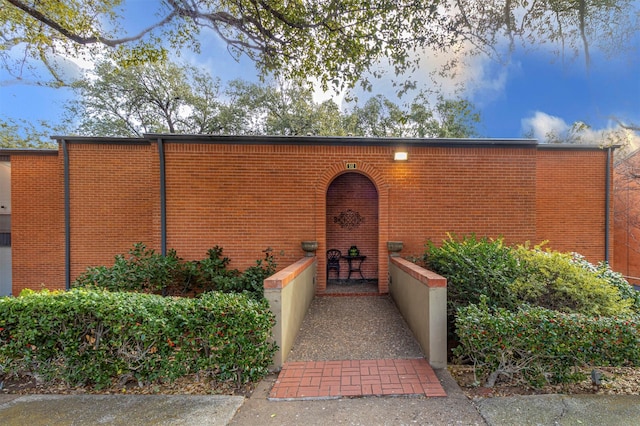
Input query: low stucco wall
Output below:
<box><xmin>388</xmin><ymin>256</ymin><xmax>447</xmax><ymax>369</ymax></box>
<box><xmin>264</xmin><ymin>256</ymin><xmax>317</xmax><ymax>370</ymax></box>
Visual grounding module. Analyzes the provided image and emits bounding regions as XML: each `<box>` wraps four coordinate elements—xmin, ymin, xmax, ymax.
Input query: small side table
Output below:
<box><xmin>342</xmin><ymin>255</ymin><xmax>367</xmax><ymax>281</ymax></box>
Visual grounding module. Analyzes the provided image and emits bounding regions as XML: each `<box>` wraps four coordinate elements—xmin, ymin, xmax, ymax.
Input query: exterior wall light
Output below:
<box><xmin>394</xmin><ymin>151</ymin><xmax>408</xmax><ymax>161</ymax></box>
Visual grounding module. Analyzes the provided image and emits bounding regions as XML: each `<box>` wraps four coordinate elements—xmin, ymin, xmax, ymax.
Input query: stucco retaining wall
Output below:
<box><xmin>264</xmin><ymin>256</ymin><xmax>317</xmax><ymax>369</ymax></box>
<box><xmin>388</xmin><ymin>256</ymin><xmax>447</xmax><ymax>369</ymax></box>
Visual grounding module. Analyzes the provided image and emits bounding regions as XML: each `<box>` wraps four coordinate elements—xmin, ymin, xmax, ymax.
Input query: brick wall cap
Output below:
<box><xmin>390</xmin><ymin>257</ymin><xmax>447</xmax><ymax>288</ymax></box>
<box><xmin>264</xmin><ymin>257</ymin><xmax>316</xmax><ymax>289</ymax></box>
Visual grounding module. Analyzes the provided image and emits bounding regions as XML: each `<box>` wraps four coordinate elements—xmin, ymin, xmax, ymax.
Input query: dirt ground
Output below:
<box><xmin>0</xmin><ymin>373</ymin><xmax>255</xmax><ymax>397</ymax></box>
<box><xmin>4</xmin><ymin>365</ymin><xmax>640</xmax><ymax>399</ymax></box>
<box><xmin>448</xmin><ymin>365</ymin><xmax>640</xmax><ymax>399</ymax></box>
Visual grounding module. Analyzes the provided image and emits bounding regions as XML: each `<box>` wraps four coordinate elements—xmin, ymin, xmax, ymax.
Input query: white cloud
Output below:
<box><xmin>521</xmin><ymin>112</ymin><xmax>571</xmax><ymax>141</ymax></box>
<box><xmin>521</xmin><ymin>111</ymin><xmax>640</xmax><ymax>151</ymax></box>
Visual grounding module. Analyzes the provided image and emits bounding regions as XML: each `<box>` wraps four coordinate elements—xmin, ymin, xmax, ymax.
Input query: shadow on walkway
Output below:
<box><xmin>324</xmin><ymin>280</ymin><xmax>378</xmax><ymax>295</ymax></box>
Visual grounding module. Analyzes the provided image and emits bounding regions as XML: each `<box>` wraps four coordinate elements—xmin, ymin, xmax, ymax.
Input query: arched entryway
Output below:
<box><xmin>325</xmin><ymin>172</ymin><xmax>378</xmax><ymax>291</ymax></box>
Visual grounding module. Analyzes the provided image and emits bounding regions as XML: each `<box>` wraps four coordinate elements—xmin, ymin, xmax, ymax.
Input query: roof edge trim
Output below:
<box><xmin>0</xmin><ymin>148</ymin><xmax>58</xmax><ymax>156</ymax></box>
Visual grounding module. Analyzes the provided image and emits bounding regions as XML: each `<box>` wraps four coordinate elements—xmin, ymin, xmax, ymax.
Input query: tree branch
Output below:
<box><xmin>578</xmin><ymin>0</ymin><xmax>591</xmax><ymax>69</ymax></box>
<box><xmin>615</xmin><ymin>119</ymin><xmax>640</xmax><ymax>132</ymax></box>
<box><xmin>5</xmin><ymin>0</ymin><xmax>179</xmax><ymax>47</ymax></box>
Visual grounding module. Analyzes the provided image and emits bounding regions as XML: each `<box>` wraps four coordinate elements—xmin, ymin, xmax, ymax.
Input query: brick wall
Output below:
<box><xmin>536</xmin><ymin>149</ymin><xmax>610</xmax><ymax>263</ymax></box>
<box><xmin>163</xmin><ymin>143</ymin><xmax>323</xmax><ymax>269</ymax></box>
<box><xmin>613</xmin><ymin>153</ymin><xmax>640</xmax><ymax>283</ymax></box>
<box><xmin>163</xmin><ymin>142</ymin><xmax>542</xmax><ymax>293</ymax></box>
<box><xmin>7</xmin><ymin>138</ymin><xmax>611</xmax><ymax>295</ymax></box>
<box><xmin>67</xmin><ymin>142</ymin><xmax>158</xmax><ymax>281</ymax></box>
<box><xmin>386</xmin><ymin>146</ymin><xmax>538</xmax><ymax>255</ymax></box>
<box><xmin>11</xmin><ymin>153</ymin><xmax>65</xmax><ymax>293</ymax></box>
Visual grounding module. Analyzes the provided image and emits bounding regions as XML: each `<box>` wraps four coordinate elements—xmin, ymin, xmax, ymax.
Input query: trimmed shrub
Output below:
<box><xmin>510</xmin><ymin>247</ymin><xmax>633</xmax><ymax>317</ymax></box>
<box><xmin>0</xmin><ymin>289</ymin><xmax>277</xmax><ymax>388</ymax></box>
<box><xmin>207</xmin><ymin>248</ymin><xmax>277</xmax><ymax>301</ymax></box>
<box><xmin>423</xmin><ymin>234</ymin><xmax>519</xmax><ymax>329</ymax></box>
<box><xmin>455</xmin><ymin>298</ymin><xmax>640</xmax><ymax>387</ymax></box>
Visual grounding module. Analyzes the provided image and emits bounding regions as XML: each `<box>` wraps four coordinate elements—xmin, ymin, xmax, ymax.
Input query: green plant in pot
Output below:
<box><xmin>349</xmin><ymin>246</ymin><xmax>359</xmax><ymax>256</ymax></box>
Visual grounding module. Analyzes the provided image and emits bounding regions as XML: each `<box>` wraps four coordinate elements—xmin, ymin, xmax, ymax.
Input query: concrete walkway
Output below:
<box><xmin>4</xmin><ymin>378</ymin><xmax>640</xmax><ymax>425</ymax></box>
<box><xmin>0</xmin><ymin>394</ymin><xmax>244</xmax><ymax>426</ymax></box>
<box><xmin>476</xmin><ymin>394</ymin><xmax>640</xmax><ymax>426</ymax></box>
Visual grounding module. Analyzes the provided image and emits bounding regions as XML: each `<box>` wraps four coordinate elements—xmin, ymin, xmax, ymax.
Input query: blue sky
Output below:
<box><xmin>478</xmin><ymin>51</ymin><xmax>640</xmax><ymax>138</ymax></box>
<box><xmin>1</xmin><ymin>1</ymin><xmax>639</xmax><ymax>143</ymax></box>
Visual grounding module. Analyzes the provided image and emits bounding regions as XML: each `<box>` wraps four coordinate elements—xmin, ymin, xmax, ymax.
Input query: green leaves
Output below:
<box><xmin>425</xmin><ymin>235</ymin><xmax>638</xmax><ymax>322</ymax></box>
<box><xmin>427</xmin><ymin>234</ymin><xmax>640</xmax><ymax>387</ymax></box>
<box><xmin>424</xmin><ymin>234</ymin><xmax>520</xmax><ymax>321</ymax></box>
<box><xmin>3</xmin><ymin>0</ymin><xmax>636</xmax><ymax>89</ymax></box>
<box><xmin>511</xmin><ymin>247</ymin><xmax>633</xmax><ymax>317</ymax></box>
<box><xmin>73</xmin><ymin>243</ymin><xmax>274</xmax><ymax>300</ymax></box>
<box><xmin>65</xmin><ymin>60</ymin><xmax>481</xmax><ymax>138</ymax></box>
<box><xmin>455</xmin><ymin>299</ymin><xmax>640</xmax><ymax>387</ymax></box>
<box><xmin>0</xmin><ymin>289</ymin><xmax>277</xmax><ymax>387</ymax></box>
<box><xmin>70</xmin><ymin>60</ymin><xmax>221</xmax><ymax>137</ymax></box>
<box><xmin>74</xmin><ymin>243</ymin><xmax>181</xmax><ymax>294</ymax></box>
<box><xmin>0</xmin><ymin>118</ymin><xmax>64</xmax><ymax>148</ymax></box>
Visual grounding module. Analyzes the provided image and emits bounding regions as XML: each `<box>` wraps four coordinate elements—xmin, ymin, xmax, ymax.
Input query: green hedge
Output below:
<box><xmin>424</xmin><ymin>236</ymin><xmax>636</xmax><ymax>319</ymax></box>
<box><xmin>570</xmin><ymin>253</ymin><xmax>640</xmax><ymax>312</ymax></box>
<box><xmin>455</xmin><ymin>298</ymin><xmax>640</xmax><ymax>387</ymax></box>
<box><xmin>0</xmin><ymin>289</ymin><xmax>277</xmax><ymax>388</ymax></box>
<box><xmin>425</xmin><ymin>235</ymin><xmax>640</xmax><ymax>386</ymax></box>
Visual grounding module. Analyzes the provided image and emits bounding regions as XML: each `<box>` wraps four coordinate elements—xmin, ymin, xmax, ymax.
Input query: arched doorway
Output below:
<box><xmin>325</xmin><ymin>172</ymin><xmax>378</xmax><ymax>291</ymax></box>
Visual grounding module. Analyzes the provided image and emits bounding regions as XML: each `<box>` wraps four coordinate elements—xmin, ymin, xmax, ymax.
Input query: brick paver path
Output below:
<box><xmin>269</xmin><ymin>358</ymin><xmax>446</xmax><ymax>400</ymax></box>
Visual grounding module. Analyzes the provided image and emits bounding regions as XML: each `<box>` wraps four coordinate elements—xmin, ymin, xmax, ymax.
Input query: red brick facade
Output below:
<box><xmin>66</xmin><ymin>141</ymin><xmax>161</xmax><ymax>282</ymax></box>
<box><xmin>536</xmin><ymin>148</ymin><xmax>611</xmax><ymax>260</ymax></box>
<box><xmin>613</xmin><ymin>151</ymin><xmax>640</xmax><ymax>284</ymax></box>
<box><xmin>4</xmin><ymin>136</ymin><xmax>614</xmax><ymax>295</ymax></box>
<box><xmin>10</xmin><ymin>152</ymin><xmax>65</xmax><ymax>295</ymax></box>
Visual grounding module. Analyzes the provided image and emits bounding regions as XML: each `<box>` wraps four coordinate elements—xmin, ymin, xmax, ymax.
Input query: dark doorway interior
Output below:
<box><xmin>325</xmin><ymin>172</ymin><xmax>378</xmax><ymax>293</ymax></box>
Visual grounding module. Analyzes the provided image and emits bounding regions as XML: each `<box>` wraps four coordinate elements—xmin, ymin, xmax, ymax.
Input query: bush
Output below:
<box><xmin>455</xmin><ymin>298</ymin><xmax>640</xmax><ymax>387</ymax></box>
<box><xmin>73</xmin><ymin>243</ymin><xmax>181</xmax><ymax>294</ymax></box>
<box><xmin>424</xmin><ymin>235</ymin><xmax>640</xmax><ymax>381</ymax></box>
<box><xmin>423</xmin><ymin>235</ymin><xmax>636</xmax><ymax>325</ymax></box>
<box><xmin>0</xmin><ymin>289</ymin><xmax>277</xmax><ymax>388</ymax></box>
<box><xmin>74</xmin><ymin>244</ymin><xmax>276</xmax><ymax>300</ymax></box>
<box><xmin>237</xmin><ymin>249</ymin><xmax>277</xmax><ymax>300</ymax></box>
<box><xmin>510</xmin><ymin>247</ymin><xmax>633</xmax><ymax>317</ymax></box>
<box><xmin>570</xmin><ymin>253</ymin><xmax>640</xmax><ymax>313</ymax></box>
<box><xmin>423</xmin><ymin>234</ymin><xmax>519</xmax><ymax>331</ymax></box>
